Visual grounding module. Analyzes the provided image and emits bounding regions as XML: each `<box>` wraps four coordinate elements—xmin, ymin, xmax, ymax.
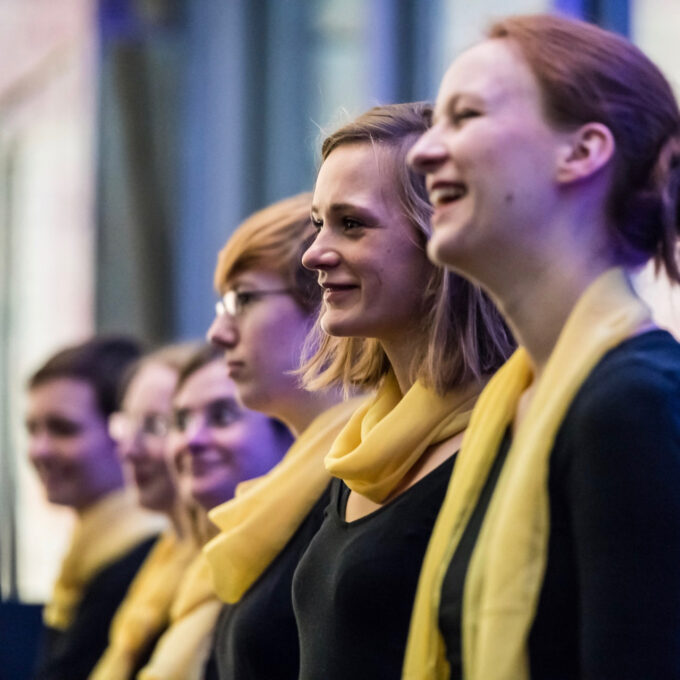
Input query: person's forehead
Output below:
<box><xmin>174</xmin><ymin>361</ymin><xmax>237</xmax><ymax>408</ymax></box>
<box><xmin>123</xmin><ymin>362</ymin><xmax>177</xmax><ymax>412</ymax></box>
<box><xmin>28</xmin><ymin>377</ymin><xmax>102</xmax><ymax>419</ymax></box>
<box><xmin>435</xmin><ymin>39</ymin><xmax>538</xmax><ymax>117</ymax></box>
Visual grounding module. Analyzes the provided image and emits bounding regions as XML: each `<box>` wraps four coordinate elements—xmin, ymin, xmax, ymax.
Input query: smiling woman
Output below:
<box><xmin>292</xmin><ymin>102</ymin><xmax>514</xmax><ymax>680</ymax></box>
<box><xmin>25</xmin><ymin>336</ymin><xmax>166</xmax><ymax>680</ymax></box>
<box><xmin>405</xmin><ymin>13</ymin><xmax>680</xmax><ymax>680</ymax></box>
<box><xmin>136</xmin><ymin>344</ymin><xmax>292</xmax><ymax>680</ymax></box>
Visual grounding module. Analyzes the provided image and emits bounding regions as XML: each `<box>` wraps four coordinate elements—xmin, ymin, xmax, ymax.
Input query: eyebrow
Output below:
<box><xmin>174</xmin><ymin>397</ymin><xmax>240</xmax><ymax>412</ymax></box>
<box><xmin>311</xmin><ymin>202</ymin><xmax>378</xmax><ymax>220</ymax></box>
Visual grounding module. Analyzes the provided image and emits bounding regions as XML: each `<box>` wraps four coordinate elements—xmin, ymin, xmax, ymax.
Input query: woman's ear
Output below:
<box><xmin>556</xmin><ymin>122</ymin><xmax>615</xmax><ymax>185</ymax></box>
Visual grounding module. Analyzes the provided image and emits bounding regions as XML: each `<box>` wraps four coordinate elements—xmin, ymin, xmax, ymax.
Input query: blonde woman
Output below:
<box><xmin>292</xmin><ymin>102</ymin><xmax>514</xmax><ymax>679</ymax></box>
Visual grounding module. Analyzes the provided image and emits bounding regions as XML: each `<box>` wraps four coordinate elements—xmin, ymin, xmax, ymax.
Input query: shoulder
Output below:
<box><xmin>564</xmin><ymin>330</ymin><xmax>680</xmax><ymax>436</ymax></box>
<box><xmin>553</xmin><ymin>330</ymin><xmax>680</xmax><ymax>478</ymax></box>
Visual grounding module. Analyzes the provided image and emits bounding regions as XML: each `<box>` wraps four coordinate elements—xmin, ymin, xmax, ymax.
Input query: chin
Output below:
<box><xmin>320</xmin><ymin>311</ymin><xmax>364</xmax><ymax>338</ymax></box>
<box><xmin>427</xmin><ymin>228</ymin><xmax>465</xmax><ymax>270</ymax></box>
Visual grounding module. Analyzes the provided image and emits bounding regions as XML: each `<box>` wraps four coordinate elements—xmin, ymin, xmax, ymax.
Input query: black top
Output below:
<box><xmin>439</xmin><ymin>330</ymin><xmax>680</xmax><ymax>680</ymax></box>
<box><xmin>211</xmin><ymin>486</ymin><xmax>331</xmax><ymax>680</ymax></box>
<box><xmin>32</xmin><ymin>536</ymin><xmax>156</xmax><ymax>680</ymax></box>
<box><xmin>293</xmin><ymin>455</ymin><xmax>456</xmax><ymax>680</ymax></box>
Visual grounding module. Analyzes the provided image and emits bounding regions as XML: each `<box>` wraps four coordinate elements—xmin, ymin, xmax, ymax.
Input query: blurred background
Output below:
<box><xmin>1</xmin><ymin>0</ymin><xmax>678</xmax><ymax>645</ymax></box>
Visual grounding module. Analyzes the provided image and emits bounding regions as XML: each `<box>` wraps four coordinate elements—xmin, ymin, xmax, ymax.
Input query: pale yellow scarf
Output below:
<box><xmin>89</xmin><ymin>530</ymin><xmax>197</xmax><ymax>680</ymax></box>
<box><xmin>326</xmin><ymin>371</ymin><xmax>480</xmax><ymax>503</ymax></box>
<box><xmin>204</xmin><ymin>397</ymin><xmax>364</xmax><ymax>603</ymax></box>
<box><xmin>137</xmin><ymin>553</ymin><xmax>221</xmax><ymax>680</ymax></box>
<box><xmin>44</xmin><ymin>488</ymin><xmax>166</xmax><ymax>631</ymax></box>
<box><xmin>403</xmin><ymin>268</ymin><xmax>651</xmax><ymax>680</ymax></box>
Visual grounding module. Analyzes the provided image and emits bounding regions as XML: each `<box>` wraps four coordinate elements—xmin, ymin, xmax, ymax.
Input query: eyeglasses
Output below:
<box><xmin>215</xmin><ymin>289</ymin><xmax>292</xmax><ymax>318</ymax></box>
<box><xmin>172</xmin><ymin>398</ymin><xmax>242</xmax><ymax>433</ymax></box>
<box><xmin>109</xmin><ymin>411</ymin><xmax>170</xmax><ymax>443</ymax></box>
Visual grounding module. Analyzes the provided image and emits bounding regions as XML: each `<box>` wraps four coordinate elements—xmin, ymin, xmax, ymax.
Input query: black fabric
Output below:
<box><xmin>211</xmin><ymin>485</ymin><xmax>331</xmax><ymax>680</ymax></box>
<box><xmin>31</xmin><ymin>536</ymin><xmax>156</xmax><ymax>680</ymax></box>
<box><xmin>293</xmin><ymin>456</ymin><xmax>455</xmax><ymax>680</ymax></box>
<box><xmin>439</xmin><ymin>330</ymin><xmax>680</xmax><ymax>679</ymax></box>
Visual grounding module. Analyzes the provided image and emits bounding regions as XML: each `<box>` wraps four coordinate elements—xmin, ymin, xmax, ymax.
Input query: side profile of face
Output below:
<box><xmin>408</xmin><ymin>38</ymin><xmax>571</xmax><ymax>279</ymax></box>
<box><xmin>112</xmin><ymin>361</ymin><xmax>178</xmax><ymax>514</ymax></box>
<box><xmin>170</xmin><ymin>359</ymin><xmax>288</xmax><ymax>511</ymax></box>
<box><xmin>26</xmin><ymin>378</ymin><xmax>122</xmax><ymax>510</ymax></box>
<box><xmin>207</xmin><ymin>269</ymin><xmax>312</xmax><ymax>416</ymax></box>
<box><xmin>302</xmin><ymin>142</ymin><xmax>432</xmax><ymax>344</ymax></box>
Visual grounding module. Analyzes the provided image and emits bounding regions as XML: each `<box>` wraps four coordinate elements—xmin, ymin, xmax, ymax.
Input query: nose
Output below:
<box><xmin>184</xmin><ymin>415</ymin><xmax>212</xmax><ymax>453</ymax></box>
<box><xmin>301</xmin><ymin>229</ymin><xmax>341</xmax><ymax>272</ymax></box>
<box><xmin>407</xmin><ymin>125</ymin><xmax>448</xmax><ymax>176</ymax></box>
<box><xmin>207</xmin><ymin>312</ymin><xmax>238</xmax><ymax>349</ymax></box>
<box><xmin>117</xmin><ymin>430</ymin><xmax>144</xmax><ymax>463</ymax></box>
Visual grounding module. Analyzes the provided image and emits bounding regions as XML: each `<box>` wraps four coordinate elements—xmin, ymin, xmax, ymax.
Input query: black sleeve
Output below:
<box><xmin>559</xmin><ymin>357</ymin><xmax>680</xmax><ymax>679</ymax></box>
<box><xmin>32</xmin><ymin>537</ymin><xmax>156</xmax><ymax>680</ymax></box>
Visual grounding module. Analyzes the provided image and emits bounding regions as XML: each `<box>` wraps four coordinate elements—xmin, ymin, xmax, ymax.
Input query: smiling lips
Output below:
<box><xmin>428</xmin><ymin>182</ymin><xmax>468</xmax><ymax>208</ymax></box>
<box><xmin>321</xmin><ymin>282</ymin><xmax>359</xmax><ymax>302</ymax></box>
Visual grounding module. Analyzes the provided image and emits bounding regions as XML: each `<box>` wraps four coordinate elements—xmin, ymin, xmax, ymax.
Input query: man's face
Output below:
<box><xmin>26</xmin><ymin>378</ymin><xmax>121</xmax><ymax>510</ymax></box>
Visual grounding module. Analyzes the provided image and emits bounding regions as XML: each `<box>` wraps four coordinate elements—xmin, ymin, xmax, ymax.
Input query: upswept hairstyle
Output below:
<box><xmin>488</xmin><ymin>13</ymin><xmax>680</xmax><ymax>281</ymax></box>
<box><xmin>28</xmin><ymin>335</ymin><xmax>144</xmax><ymax>417</ymax></box>
<box><xmin>213</xmin><ymin>193</ymin><xmax>320</xmax><ymax>315</ymax></box>
<box><xmin>301</xmin><ymin>102</ymin><xmax>515</xmax><ymax>396</ymax></box>
<box><xmin>118</xmin><ymin>341</ymin><xmax>202</xmax><ymax>404</ymax></box>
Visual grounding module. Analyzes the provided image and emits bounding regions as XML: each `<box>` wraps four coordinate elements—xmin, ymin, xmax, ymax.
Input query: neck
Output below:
<box><xmin>273</xmin><ymin>388</ymin><xmax>345</xmax><ymax>437</ymax></box>
<box><xmin>75</xmin><ymin>477</ymin><xmax>125</xmax><ymax>515</ymax></box>
<box><xmin>381</xmin><ymin>328</ymin><xmax>425</xmax><ymax>396</ymax></box>
<box><xmin>489</xmin><ymin>257</ymin><xmax>615</xmax><ymax>379</ymax></box>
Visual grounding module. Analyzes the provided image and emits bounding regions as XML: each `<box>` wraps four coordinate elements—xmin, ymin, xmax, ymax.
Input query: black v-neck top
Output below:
<box><xmin>211</xmin><ymin>485</ymin><xmax>331</xmax><ymax>680</ymax></box>
<box><xmin>439</xmin><ymin>330</ymin><xmax>680</xmax><ymax>679</ymax></box>
<box><xmin>293</xmin><ymin>455</ymin><xmax>456</xmax><ymax>680</ymax></box>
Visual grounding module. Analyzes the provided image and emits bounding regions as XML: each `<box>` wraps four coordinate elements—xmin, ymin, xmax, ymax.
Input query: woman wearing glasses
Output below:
<box><xmin>405</xmin><ymin>13</ymin><xmax>680</xmax><ymax>680</ymax></box>
<box><xmin>137</xmin><ymin>344</ymin><xmax>291</xmax><ymax>680</ymax></box>
<box><xmin>204</xmin><ymin>193</ymin><xmax>361</xmax><ymax>680</ymax></box>
<box><xmin>92</xmin><ymin>344</ymin><xmax>200</xmax><ymax>680</ymax></box>
<box><xmin>292</xmin><ymin>102</ymin><xmax>513</xmax><ymax>679</ymax></box>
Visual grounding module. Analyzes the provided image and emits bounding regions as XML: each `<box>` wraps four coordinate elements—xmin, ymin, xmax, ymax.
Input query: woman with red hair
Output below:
<box><xmin>407</xmin><ymin>13</ymin><xmax>680</xmax><ymax>680</ymax></box>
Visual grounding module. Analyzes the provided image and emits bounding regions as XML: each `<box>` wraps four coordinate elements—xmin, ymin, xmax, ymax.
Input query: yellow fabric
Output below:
<box><xmin>44</xmin><ymin>488</ymin><xmax>167</xmax><ymax>631</ymax></box>
<box><xmin>403</xmin><ymin>268</ymin><xmax>651</xmax><ymax>680</ymax></box>
<box><xmin>137</xmin><ymin>553</ymin><xmax>221</xmax><ymax>680</ymax></box>
<box><xmin>205</xmin><ymin>397</ymin><xmax>364</xmax><ymax>604</ymax></box>
<box><xmin>326</xmin><ymin>371</ymin><xmax>480</xmax><ymax>503</ymax></box>
<box><xmin>89</xmin><ymin>530</ymin><xmax>197</xmax><ymax>680</ymax></box>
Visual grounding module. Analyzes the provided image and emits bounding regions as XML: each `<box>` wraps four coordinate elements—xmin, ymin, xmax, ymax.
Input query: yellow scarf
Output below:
<box><xmin>137</xmin><ymin>553</ymin><xmax>221</xmax><ymax>680</ymax></box>
<box><xmin>326</xmin><ymin>371</ymin><xmax>480</xmax><ymax>503</ymax></box>
<box><xmin>89</xmin><ymin>530</ymin><xmax>197</xmax><ymax>680</ymax></box>
<box><xmin>403</xmin><ymin>268</ymin><xmax>651</xmax><ymax>680</ymax></box>
<box><xmin>204</xmin><ymin>397</ymin><xmax>364</xmax><ymax>603</ymax></box>
<box><xmin>44</xmin><ymin>488</ymin><xmax>166</xmax><ymax>631</ymax></box>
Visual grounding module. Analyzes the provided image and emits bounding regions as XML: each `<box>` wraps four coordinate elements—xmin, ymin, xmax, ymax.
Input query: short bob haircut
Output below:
<box><xmin>213</xmin><ymin>193</ymin><xmax>320</xmax><ymax>315</ymax></box>
<box><xmin>301</xmin><ymin>102</ymin><xmax>515</xmax><ymax>396</ymax></box>
<box><xmin>28</xmin><ymin>335</ymin><xmax>143</xmax><ymax>418</ymax></box>
<box><xmin>487</xmin><ymin>14</ymin><xmax>680</xmax><ymax>281</ymax></box>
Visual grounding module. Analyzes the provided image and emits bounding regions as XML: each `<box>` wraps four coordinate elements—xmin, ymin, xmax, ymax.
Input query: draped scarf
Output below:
<box><xmin>403</xmin><ymin>268</ymin><xmax>651</xmax><ymax>679</ymax></box>
<box><xmin>43</xmin><ymin>488</ymin><xmax>166</xmax><ymax>631</ymax></box>
<box><xmin>204</xmin><ymin>397</ymin><xmax>364</xmax><ymax>603</ymax></box>
<box><xmin>89</xmin><ymin>530</ymin><xmax>197</xmax><ymax>680</ymax></box>
<box><xmin>325</xmin><ymin>371</ymin><xmax>480</xmax><ymax>503</ymax></box>
<box><xmin>137</xmin><ymin>553</ymin><xmax>221</xmax><ymax>680</ymax></box>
